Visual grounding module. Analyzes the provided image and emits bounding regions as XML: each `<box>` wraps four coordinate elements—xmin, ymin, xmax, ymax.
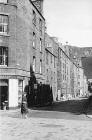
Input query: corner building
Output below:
<box><xmin>0</xmin><ymin>0</ymin><xmax>45</xmax><ymax>109</ymax></box>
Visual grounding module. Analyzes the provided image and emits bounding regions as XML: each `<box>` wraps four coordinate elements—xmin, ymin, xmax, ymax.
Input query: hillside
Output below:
<box><xmin>68</xmin><ymin>46</ymin><xmax>92</xmax><ymax>79</ymax></box>
<box><xmin>81</xmin><ymin>56</ymin><xmax>92</xmax><ymax>79</ymax></box>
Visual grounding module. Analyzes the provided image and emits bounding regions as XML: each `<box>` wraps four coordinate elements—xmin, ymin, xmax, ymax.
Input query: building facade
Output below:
<box><xmin>0</xmin><ymin>0</ymin><xmax>45</xmax><ymax>108</ymax></box>
<box><xmin>45</xmin><ymin>33</ymin><xmax>58</xmax><ymax>101</ymax></box>
<box><xmin>57</xmin><ymin>44</ymin><xmax>71</xmax><ymax>100</ymax></box>
<box><xmin>57</xmin><ymin>43</ymin><xmax>88</xmax><ymax>100</ymax></box>
<box><xmin>0</xmin><ymin>0</ymin><xmax>89</xmax><ymax>109</ymax></box>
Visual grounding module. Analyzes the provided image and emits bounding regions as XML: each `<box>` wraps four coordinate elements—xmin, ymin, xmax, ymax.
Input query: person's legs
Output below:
<box><xmin>21</xmin><ymin>104</ymin><xmax>25</xmax><ymax>118</ymax></box>
<box><xmin>21</xmin><ymin>103</ymin><xmax>28</xmax><ymax>119</ymax></box>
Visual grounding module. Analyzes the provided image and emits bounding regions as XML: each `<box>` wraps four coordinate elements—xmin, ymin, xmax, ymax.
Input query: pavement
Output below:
<box><xmin>0</xmin><ymin>109</ymin><xmax>92</xmax><ymax>140</ymax></box>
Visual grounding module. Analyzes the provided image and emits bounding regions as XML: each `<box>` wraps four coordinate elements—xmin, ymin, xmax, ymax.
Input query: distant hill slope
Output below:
<box><xmin>69</xmin><ymin>46</ymin><xmax>92</xmax><ymax>58</ymax></box>
<box><xmin>68</xmin><ymin>46</ymin><xmax>92</xmax><ymax>79</ymax></box>
<box><xmin>80</xmin><ymin>47</ymin><xmax>92</xmax><ymax>57</ymax></box>
<box><xmin>81</xmin><ymin>56</ymin><xmax>92</xmax><ymax>79</ymax></box>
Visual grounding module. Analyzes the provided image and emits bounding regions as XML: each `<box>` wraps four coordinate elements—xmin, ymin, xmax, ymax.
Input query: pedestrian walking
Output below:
<box><xmin>21</xmin><ymin>92</ymin><xmax>28</xmax><ymax>119</ymax></box>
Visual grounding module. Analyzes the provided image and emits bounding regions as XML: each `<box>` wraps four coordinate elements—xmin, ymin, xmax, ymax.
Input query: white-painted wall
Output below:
<box><xmin>9</xmin><ymin>79</ymin><xmax>18</xmax><ymax>107</ymax></box>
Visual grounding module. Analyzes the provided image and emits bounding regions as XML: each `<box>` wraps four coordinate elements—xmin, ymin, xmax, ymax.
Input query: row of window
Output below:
<box><xmin>46</xmin><ymin>69</ymin><xmax>56</xmax><ymax>84</ymax></box>
<box><xmin>0</xmin><ymin>11</ymin><xmax>42</xmax><ymax>35</ymax></box>
<box><xmin>33</xmin><ymin>10</ymin><xmax>42</xmax><ymax>34</ymax></box>
<box><xmin>0</xmin><ymin>1</ymin><xmax>42</xmax><ymax>31</ymax></box>
<box><xmin>33</xmin><ymin>56</ymin><xmax>42</xmax><ymax>74</ymax></box>
<box><xmin>0</xmin><ymin>47</ymin><xmax>69</xmax><ymax>80</ymax></box>
<box><xmin>0</xmin><ymin>46</ymin><xmax>43</xmax><ymax>74</ymax></box>
<box><xmin>62</xmin><ymin>74</ymin><xmax>69</xmax><ymax>81</ymax></box>
<box><xmin>33</xmin><ymin>32</ymin><xmax>42</xmax><ymax>52</ymax></box>
<box><xmin>46</xmin><ymin>51</ymin><xmax>56</xmax><ymax>68</ymax></box>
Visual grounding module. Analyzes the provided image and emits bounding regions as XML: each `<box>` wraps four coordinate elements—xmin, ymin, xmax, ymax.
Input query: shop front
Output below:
<box><xmin>0</xmin><ymin>78</ymin><xmax>24</xmax><ymax>109</ymax></box>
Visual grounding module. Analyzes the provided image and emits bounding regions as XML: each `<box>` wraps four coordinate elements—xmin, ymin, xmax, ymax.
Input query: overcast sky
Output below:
<box><xmin>43</xmin><ymin>0</ymin><xmax>92</xmax><ymax>47</ymax></box>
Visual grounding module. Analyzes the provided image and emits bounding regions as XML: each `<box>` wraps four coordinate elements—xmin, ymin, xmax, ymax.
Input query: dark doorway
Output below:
<box><xmin>0</xmin><ymin>80</ymin><xmax>8</xmax><ymax>110</ymax></box>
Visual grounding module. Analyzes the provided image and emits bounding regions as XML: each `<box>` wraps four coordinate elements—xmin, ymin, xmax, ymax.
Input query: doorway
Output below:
<box><xmin>0</xmin><ymin>80</ymin><xmax>8</xmax><ymax>109</ymax></box>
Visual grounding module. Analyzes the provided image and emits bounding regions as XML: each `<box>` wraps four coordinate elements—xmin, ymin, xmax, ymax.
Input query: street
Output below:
<box><xmin>0</xmin><ymin>98</ymin><xmax>92</xmax><ymax>140</ymax></box>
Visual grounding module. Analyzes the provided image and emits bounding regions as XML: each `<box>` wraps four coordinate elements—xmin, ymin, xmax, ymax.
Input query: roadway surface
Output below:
<box><xmin>0</xmin><ymin>98</ymin><xmax>92</xmax><ymax>140</ymax></box>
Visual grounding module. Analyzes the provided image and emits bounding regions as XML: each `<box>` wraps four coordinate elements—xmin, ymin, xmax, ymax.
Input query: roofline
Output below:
<box><xmin>58</xmin><ymin>46</ymin><xmax>79</xmax><ymax>68</ymax></box>
<box><xmin>45</xmin><ymin>48</ymin><xmax>57</xmax><ymax>58</ymax></box>
<box><xmin>29</xmin><ymin>0</ymin><xmax>45</xmax><ymax>20</ymax></box>
<box><xmin>58</xmin><ymin>46</ymin><xmax>70</xmax><ymax>60</ymax></box>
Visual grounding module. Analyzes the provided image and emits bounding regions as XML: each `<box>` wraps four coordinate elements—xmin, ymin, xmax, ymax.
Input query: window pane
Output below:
<box><xmin>46</xmin><ymin>51</ymin><xmax>48</xmax><ymax>64</ymax></box>
<box><xmin>0</xmin><ymin>24</ymin><xmax>3</xmax><ymax>32</ymax></box>
<box><xmin>33</xmin><ymin>32</ymin><xmax>36</xmax><ymax>47</ymax></box>
<box><xmin>0</xmin><ymin>47</ymin><xmax>2</xmax><ymax>55</ymax></box>
<box><xmin>40</xmin><ymin>38</ymin><xmax>42</xmax><ymax>52</ymax></box>
<box><xmin>3</xmin><ymin>16</ymin><xmax>8</xmax><ymax>23</ymax></box>
<box><xmin>0</xmin><ymin>15</ymin><xmax>8</xmax><ymax>33</ymax></box>
<box><xmin>0</xmin><ymin>15</ymin><xmax>2</xmax><ymax>23</ymax></box>
<box><xmin>39</xmin><ymin>19</ymin><xmax>42</xmax><ymax>28</ymax></box>
<box><xmin>33</xmin><ymin>10</ymin><xmax>36</xmax><ymax>25</ymax></box>
<box><xmin>39</xmin><ymin>18</ymin><xmax>42</xmax><ymax>34</ymax></box>
<box><xmin>0</xmin><ymin>56</ymin><xmax>2</xmax><ymax>64</ymax></box>
<box><xmin>33</xmin><ymin>56</ymin><xmax>36</xmax><ymax>72</ymax></box>
<box><xmin>4</xmin><ymin>24</ymin><xmax>8</xmax><ymax>33</ymax></box>
<box><xmin>0</xmin><ymin>47</ymin><xmax>8</xmax><ymax>66</ymax></box>
<box><xmin>40</xmin><ymin>60</ymin><xmax>42</xmax><ymax>74</ymax></box>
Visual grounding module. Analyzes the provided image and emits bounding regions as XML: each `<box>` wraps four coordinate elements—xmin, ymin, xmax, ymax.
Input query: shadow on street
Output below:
<box><xmin>32</xmin><ymin>98</ymin><xmax>92</xmax><ymax>115</ymax></box>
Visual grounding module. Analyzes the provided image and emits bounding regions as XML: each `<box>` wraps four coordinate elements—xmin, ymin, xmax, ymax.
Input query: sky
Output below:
<box><xmin>43</xmin><ymin>0</ymin><xmax>92</xmax><ymax>47</ymax></box>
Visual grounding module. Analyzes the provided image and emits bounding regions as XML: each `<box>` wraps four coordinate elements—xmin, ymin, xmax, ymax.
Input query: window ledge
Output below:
<box><xmin>0</xmin><ymin>33</ymin><xmax>10</xmax><ymax>37</ymax></box>
<box><xmin>0</xmin><ymin>12</ymin><xmax>9</xmax><ymax>16</ymax></box>
<box><xmin>0</xmin><ymin>65</ymin><xmax>7</xmax><ymax>67</ymax></box>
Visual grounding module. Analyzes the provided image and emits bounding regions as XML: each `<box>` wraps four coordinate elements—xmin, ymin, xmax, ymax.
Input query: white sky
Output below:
<box><xmin>43</xmin><ymin>0</ymin><xmax>92</xmax><ymax>47</ymax></box>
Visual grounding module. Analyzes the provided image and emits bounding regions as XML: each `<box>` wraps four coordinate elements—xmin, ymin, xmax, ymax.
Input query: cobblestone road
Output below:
<box><xmin>0</xmin><ymin>109</ymin><xmax>92</xmax><ymax>140</ymax></box>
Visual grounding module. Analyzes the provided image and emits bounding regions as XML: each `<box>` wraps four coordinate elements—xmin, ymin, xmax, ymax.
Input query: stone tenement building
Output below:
<box><xmin>57</xmin><ymin>43</ymin><xmax>88</xmax><ymax>99</ymax></box>
<box><xmin>57</xmin><ymin>44</ymin><xmax>71</xmax><ymax>99</ymax></box>
<box><xmin>45</xmin><ymin>33</ymin><xmax>58</xmax><ymax>101</ymax></box>
<box><xmin>0</xmin><ymin>0</ymin><xmax>45</xmax><ymax>108</ymax></box>
<box><xmin>0</xmin><ymin>0</ymin><xmax>88</xmax><ymax>109</ymax></box>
